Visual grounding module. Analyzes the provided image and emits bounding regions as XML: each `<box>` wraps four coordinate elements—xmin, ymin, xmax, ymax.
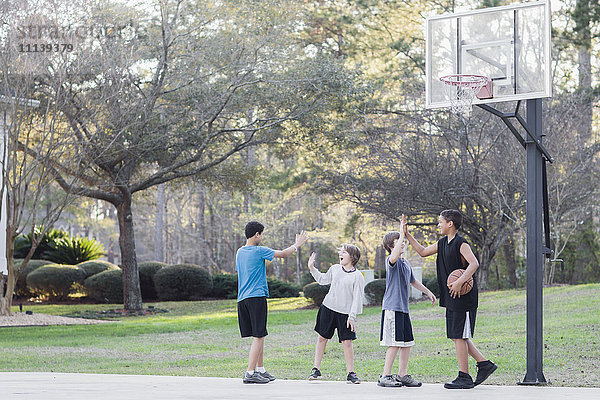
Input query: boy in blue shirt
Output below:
<box><xmin>236</xmin><ymin>221</ymin><xmax>308</xmax><ymax>384</ymax></box>
<box><xmin>378</xmin><ymin>216</ymin><xmax>436</xmax><ymax>388</ymax></box>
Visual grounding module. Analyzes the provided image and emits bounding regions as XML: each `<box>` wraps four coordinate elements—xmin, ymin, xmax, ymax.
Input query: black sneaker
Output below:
<box><xmin>397</xmin><ymin>374</ymin><xmax>422</xmax><ymax>387</ymax></box>
<box><xmin>474</xmin><ymin>360</ymin><xmax>497</xmax><ymax>386</ymax></box>
<box><xmin>378</xmin><ymin>374</ymin><xmax>401</xmax><ymax>387</ymax></box>
<box><xmin>243</xmin><ymin>371</ymin><xmax>270</xmax><ymax>384</ymax></box>
<box><xmin>258</xmin><ymin>370</ymin><xmax>276</xmax><ymax>382</ymax></box>
<box><xmin>347</xmin><ymin>371</ymin><xmax>360</xmax><ymax>384</ymax></box>
<box><xmin>308</xmin><ymin>367</ymin><xmax>322</xmax><ymax>381</ymax></box>
<box><xmin>444</xmin><ymin>371</ymin><xmax>474</xmax><ymax>389</ymax></box>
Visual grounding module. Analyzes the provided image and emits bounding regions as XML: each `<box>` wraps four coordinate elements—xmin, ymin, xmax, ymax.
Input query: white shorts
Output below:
<box><xmin>380</xmin><ymin>309</ymin><xmax>415</xmax><ymax>347</ymax></box>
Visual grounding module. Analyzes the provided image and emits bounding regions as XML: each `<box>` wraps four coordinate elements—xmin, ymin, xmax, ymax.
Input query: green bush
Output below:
<box><xmin>77</xmin><ymin>260</ymin><xmax>119</xmax><ymax>278</ymax></box>
<box><xmin>13</xmin><ymin>227</ymin><xmax>68</xmax><ymax>260</ymax></box>
<box><xmin>364</xmin><ymin>279</ymin><xmax>386</xmax><ymax>305</ymax></box>
<box><xmin>138</xmin><ymin>261</ymin><xmax>167</xmax><ymax>300</ymax></box>
<box><xmin>423</xmin><ymin>277</ymin><xmax>440</xmax><ymax>298</ymax></box>
<box><xmin>212</xmin><ymin>273</ymin><xmax>238</xmax><ymax>299</ymax></box>
<box><xmin>48</xmin><ymin>236</ymin><xmax>105</xmax><ymax>265</ymax></box>
<box><xmin>153</xmin><ymin>264</ymin><xmax>213</xmax><ymax>301</ymax></box>
<box><xmin>300</xmin><ymin>272</ymin><xmax>315</xmax><ymax>288</ymax></box>
<box><xmin>15</xmin><ymin>259</ymin><xmax>53</xmax><ymax>297</ymax></box>
<box><xmin>303</xmin><ymin>282</ymin><xmax>330</xmax><ymax>306</ymax></box>
<box><xmin>267</xmin><ymin>278</ymin><xmax>300</xmax><ymax>298</ymax></box>
<box><xmin>84</xmin><ymin>269</ymin><xmax>123</xmax><ymax>303</ymax></box>
<box><xmin>26</xmin><ymin>264</ymin><xmax>86</xmax><ymax>300</ymax></box>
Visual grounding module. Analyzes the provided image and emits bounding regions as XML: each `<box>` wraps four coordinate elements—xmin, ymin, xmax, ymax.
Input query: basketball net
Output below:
<box><xmin>440</xmin><ymin>75</ymin><xmax>491</xmax><ymax>117</ymax></box>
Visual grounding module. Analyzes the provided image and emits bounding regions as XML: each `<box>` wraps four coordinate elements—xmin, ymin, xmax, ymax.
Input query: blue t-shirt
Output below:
<box><xmin>381</xmin><ymin>256</ymin><xmax>415</xmax><ymax>313</ymax></box>
<box><xmin>236</xmin><ymin>245</ymin><xmax>275</xmax><ymax>301</ymax></box>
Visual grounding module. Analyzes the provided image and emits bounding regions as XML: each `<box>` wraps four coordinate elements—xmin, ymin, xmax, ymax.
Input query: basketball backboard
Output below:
<box><xmin>426</xmin><ymin>0</ymin><xmax>552</xmax><ymax>109</ymax></box>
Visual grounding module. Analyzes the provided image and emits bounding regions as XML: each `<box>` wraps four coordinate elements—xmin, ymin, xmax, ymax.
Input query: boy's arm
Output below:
<box><xmin>411</xmin><ymin>279</ymin><xmax>436</xmax><ymax>305</ymax></box>
<box><xmin>308</xmin><ymin>252</ymin><xmax>333</xmax><ymax>285</ymax></box>
<box><xmin>388</xmin><ymin>216</ymin><xmax>406</xmax><ymax>265</ymax></box>
<box><xmin>448</xmin><ymin>242</ymin><xmax>479</xmax><ymax>298</ymax></box>
<box><xmin>273</xmin><ymin>231</ymin><xmax>308</xmax><ymax>258</ymax></box>
<box><xmin>346</xmin><ymin>275</ymin><xmax>365</xmax><ymax>332</ymax></box>
<box><xmin>404</xmin><ymin>220</ymin><xmax>437</xmax><ymax>257</ymax></box>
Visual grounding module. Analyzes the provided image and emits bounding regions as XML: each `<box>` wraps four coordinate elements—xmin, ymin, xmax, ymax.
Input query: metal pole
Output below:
<box><xmin>520</xmin><ymin>98</ymin><xmax>547</xmax><ymax>385</ymax></box>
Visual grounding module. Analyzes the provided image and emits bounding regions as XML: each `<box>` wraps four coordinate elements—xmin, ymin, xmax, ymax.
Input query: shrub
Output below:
<box><xmin>77</xmin><ymin>260</ymin><xmax>119</xmax><ymax>278</ymax></box>
<box><xmin>212</xmin><ymin>273</ymin><xmax>238</xmax><ymax>299</ymax></box>
<box><xmin>300</xmin><ymin>272</ymin><xmax>315</xmax><ymax>288</ymax></box>
<box><xmin>303</xmin><ymin>282</ymin><xmax>330</xmax><ymax>306</ymax></box>
<box><xmin>84</xmin><ymin>269</ymin><xmax>123</xmax><ymax>303</ymax></box>
<box><xmin>48</xmin><ymin>236</ymin><xmax>105</xmax><ymax>265</ymax></box>
<box><xmin>13</xmin><ymin>227</ymin><xmax>68</xmax><ymax>260</ymax></box>
<box><xmin>423</xmin><ymin>277</ymin><xmax>440</xmax><ymax>298</ymax></box>
<box><xmin>26</xmin><ymin>264</ymin><xmax>86</xmax><ymax>300</ymax></box>
<box><xmin>153</xmin><ymin>264</ymin><xmax>213</xmax><ymax>301</ymax></box>
<box><xmin>15</xmin><ymin>259</ymin><xmax>53</xmax><ymax>297</ymax></box>
<box><xmin>267</xmin><ymin>278</ymin><xmax>300</xmax><ymax>298</ymax></box>
<box><xmin>364</xmin><ymin>279</ymin><xmax>386</xmax><ymax>305</ymax></box>
<box><xmin>138</xmin><ymin>261</ymin><xmax>167</xmax><ymax>300</ymax></box>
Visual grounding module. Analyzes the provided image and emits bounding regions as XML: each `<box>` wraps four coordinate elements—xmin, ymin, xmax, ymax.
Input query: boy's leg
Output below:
<box><xmin>453</xmin><ymin>338</ymin><xmax>470</xmax><ymax>373</ymax></box>
<box><xmin>314</xmin><ymin>335</ymin><xmax>328</xmax><ymax>369</ymax></box>
<box><xmin>383</xmin><ymin>346</ymin><xmax>400</xmax><ymax>376</ymax></box>
<box><xmin>466</xmin><ymin>338</ymin><xmax>486</xmax><ymax>362</ymax></box>
<box><xmin>247</xmin><ymin>336</ymin><xmax>265</xmax><ymax>371</ymax></box>
<box><xmin>398</xmin><ymin>346</ymin><xmax>411</xmax><ymax>377</ymax></box>
<box><xmin>341</xmin><ymin>339</ymin><xmax>354</xmax><ymax>373</ymax></box>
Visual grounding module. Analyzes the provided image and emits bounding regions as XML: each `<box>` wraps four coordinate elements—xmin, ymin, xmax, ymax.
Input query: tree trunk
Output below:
<box><xmin>116</xmin><ymin>199</ymin><xmax>142</xmax><ymax>311</ymax></box>
<box><xmin>503</xmin><ymin>233</ymin><xmax>518</xmax><ymax>288</ymax></box>
<box><xmin>296</xmin><ymin>246</ymin><xmax>302</xmax><ymax>285</ymax></box>
<box><xmin>0</xmin><ymin>230</ymin><xmax>17</xmax><ymax>316</ymax></box>
<box><xmin>154</xmin><ymin>183</ymin><xmax>165</xmax><ymax>262</ymax></box>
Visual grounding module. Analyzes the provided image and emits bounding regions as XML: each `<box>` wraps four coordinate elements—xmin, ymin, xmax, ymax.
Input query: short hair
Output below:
<box><xmin>440</xmin><ymin>209</ymin><xmax>462</xmax><ymax>230</ymax></box>
<box><xmin>383</xmin><ymin>231</ymin><xmax>401</xmax><ymax>254</ymax></box>
<box><xmin>341</xmin><ymin>244</ymin><xmax>361</xmax><ymax>266</ymax></box>
<box><xmin>244</xmin><ymin>221</ymin><xmax>264</xmax><ymax>239</ymax></box>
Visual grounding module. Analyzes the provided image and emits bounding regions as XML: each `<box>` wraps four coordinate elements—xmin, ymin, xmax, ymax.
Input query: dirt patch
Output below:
<box><xmin>0</xmin><ymin>312</ymin><xmax>113</xmax><ymax>327</ymax></box>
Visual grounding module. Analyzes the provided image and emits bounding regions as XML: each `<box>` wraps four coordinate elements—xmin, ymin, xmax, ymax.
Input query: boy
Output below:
<box><xmin>236</xmin><ymin>221</ymin><xmax>308</xmax><ymax>384</ymax></box>
<box><xmin>307</xmin><ymin>244</ymin><xmax>365</xmax><ymax>384</ymax></box>
<box><xmin>378</xmin><ymin>216</ymin><xmax>436</xmax><ymax>388</ymax></box>
<box><xmin>404</xmin><ymin>210</ymin><xmax>497</xmax><ymax>389</ymax></box>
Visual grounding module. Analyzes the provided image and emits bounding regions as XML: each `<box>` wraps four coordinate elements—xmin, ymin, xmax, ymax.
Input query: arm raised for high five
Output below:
<box><xmin>274</xmin><ymin>231</ymin><xmax>308</xmax><ymax>258</ymax></box>
<box><xmin>403</xmin><ymin>216</ymin><xmax>437</xmax><ymax>257</ymax></box>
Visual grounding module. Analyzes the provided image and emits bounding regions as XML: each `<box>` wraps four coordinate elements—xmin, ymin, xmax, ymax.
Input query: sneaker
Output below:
<box><xmin>378</xmin><ymin>374</ymin><xmax>401</xmax><ymax>387</ymax></box>
<box><xmin>444</xmin><ymin>371</ymin><xmax>474</xmax><ymax>389</ymax></box>
<box><xmin>258</xmin><ymin>370</ymin><xmax>276</xmax><ymax>382</ymax></box>
<box><xmin>346</xmin><ymin>371</ymin><xmax>361</xmax><ymax>384</ymax></box>
<box><xmin>474</xmin><ymin>360</ymin><xmax>497</xmax><ymax>386</ymax></box>
<box><xmin>397</xmin><ymin>374</ymin><xmax>422</xmax><ymax>387</ymax></box>
<box><xmin>308</xmin><ymin>367</ymin><xmax>322</xmax><ymax>381</ymax></box>
<box><xmin>243</xmin><ymin>371</ymin><xmax>270</xmax><ymax>384</ymax></box>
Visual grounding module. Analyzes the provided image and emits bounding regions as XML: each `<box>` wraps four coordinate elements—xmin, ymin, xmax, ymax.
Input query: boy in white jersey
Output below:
<box><xmin>307</xmin><ymin>244</ymin><xmax>365</xmax><ymax>384</ymax></box>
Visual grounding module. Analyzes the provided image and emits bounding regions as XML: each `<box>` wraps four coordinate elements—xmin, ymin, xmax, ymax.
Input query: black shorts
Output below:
<box><xmin>380</xmin><ymin>310</ymin><xmax>414</xmax><ymax>346</ymax></box>
<box><xmin>446</xmin><ymin>308</ymin><xmax>477</xmax><ymax>339</ymax></box>
<box><xmin>314</xmin><ymin>304</ymin><xmax>356</xmax><ymax>343</ymax></box>
<box><xmin>238</xmin><ymin>296</ymin><xmax>268</xmax><ymax>338</ymax></box>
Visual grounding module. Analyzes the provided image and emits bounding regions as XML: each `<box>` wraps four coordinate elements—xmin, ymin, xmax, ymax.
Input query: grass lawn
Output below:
<box><xmin>1</xmin><ymin>284</ymin><xmax>599</xmax><ymax>387</ymax></box>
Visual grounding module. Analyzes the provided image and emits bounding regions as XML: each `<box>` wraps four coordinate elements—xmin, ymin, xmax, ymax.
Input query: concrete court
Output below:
<box><xmin>1</xmin><ymin>372</ymin><xmax>600</xmax><ymax>400</ymax></box>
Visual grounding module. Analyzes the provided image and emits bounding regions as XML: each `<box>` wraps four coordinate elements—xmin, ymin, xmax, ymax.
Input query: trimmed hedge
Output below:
<box><xmin>423</xmin><ymin>277</ymin><xmax>440</xmax><ymax>298</ymax></box>
<box><xmin>15</xmin><ymin>259</ymin><xmax>53</xmax><ymax>297</ymax></box>
<box><xmin>300</xmin><ymin>272</ymin><xmax>315</xmax><ymax>288</ymax></box>
<box><xmin>364</xmin><ymin>279</ymin><xmax>386</xmax><ymax>305</ymax></box>
<box><xmin>138</xmin><ymin>261</ymin><xmax>167</xmax><ymax>300</ymax></box>
<box><xmin>153</xmin><ymin>264</ymin><xmax>213</xmax><ymax>301</ymax></box>
<box><xmin>77</xmin><ymin>260</ymin><xmax>119</xmax><ymax>278</ymax></box>
<box><xmin>303</xmin><ymin>282</ymin><xmax>330</xmax><ymax>306</ymax></box>
<box><xmin>212</xmin><ymin>273</ymin><xmax>237</xmax><ymax>299</ymax></box>
<box><xmin>267</xmin><ymin>278</ymin><xmax>300</xmax><ymax>298</ymax></box>
<box><xmin>84</xmin><ymin>269</ymin><xmax>123</xmax><ymax>303</ymax></box>
<box><xmin>26</xmin><ymin>264</ymin><xmax>86</xmax><ymax>300</ymax></box>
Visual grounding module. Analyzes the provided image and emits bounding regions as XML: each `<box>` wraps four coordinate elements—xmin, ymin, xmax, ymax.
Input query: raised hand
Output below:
<box><xmin>308</xmin><ymin>252</ymin><xmax>316</xmax><ymax>270</ymax></box>
<box><xmin>295</xmin><ymin>230</ymin><xmax>308</xmax><ymax>248</ymax></box>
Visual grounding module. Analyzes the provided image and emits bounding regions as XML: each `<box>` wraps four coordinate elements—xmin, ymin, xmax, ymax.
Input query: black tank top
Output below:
<box><xmin>436</xmin><ymin>235</ymin><xmax>478</xmax><ymax>311</ymax></box>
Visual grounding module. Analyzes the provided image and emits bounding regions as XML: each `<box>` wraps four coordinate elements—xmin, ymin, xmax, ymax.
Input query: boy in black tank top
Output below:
<box><xmin>404</xmin><ymin>210</ymin><xmax>497</xmax><ymax>389</ymax></box>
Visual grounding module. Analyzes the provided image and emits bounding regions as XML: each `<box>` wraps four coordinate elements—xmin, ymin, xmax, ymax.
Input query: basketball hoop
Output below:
<box><xmin>440</xmin><ymin>74</ymin><xmax>492</xmax><ymax>116</ymax></box>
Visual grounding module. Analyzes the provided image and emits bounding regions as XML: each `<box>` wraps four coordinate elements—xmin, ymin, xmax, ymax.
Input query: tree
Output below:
<box><xmin>17</xmin><ymin>0</ymin><xmax>358</xmax><ymax>310</ymax></box>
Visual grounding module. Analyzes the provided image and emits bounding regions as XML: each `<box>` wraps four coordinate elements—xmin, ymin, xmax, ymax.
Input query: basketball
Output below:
<box><xmin>447</xmin><ymin>269</ymin><xmax>473</xmax><ymax>296</ymax></box>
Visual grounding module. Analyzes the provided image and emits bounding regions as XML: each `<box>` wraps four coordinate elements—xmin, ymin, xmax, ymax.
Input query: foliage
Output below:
<box><xmin>554</xmin><ymin>221</ymin><xmax>600</xmax><ymax>284</ymax></box>
<box><xmin>302</xmin><ymin>282</ymin><xmax>330</xmax><ymax>306</ymax></box>
<box><xmin>267</xmin><ymin>278</ymin><xmax>300</xmax><ymax>298</ymax></box>
<box><xmin>47</xmin><ymin>236</ymin><xmax>105</xmax><ymax>265</ymax></box>
<box><xmin>211</xmin><ymin>274</ymin><xmax>238</xmax><ymax>299</ymax></box>
<box><xmin>77</xmin><ymin>260</ymin><xmax>120</xmax><ymax>278</ymax></box>
<box><xmin>26</xmin><ymin>264</ymin><xmax>86</xmax><ymax>300</ymax></box>
<box><xmin>300</xmin><ymin>272</ymin><xmax>315</xmax><ymax>288</ymax></box>
<box><xmin>153</xmin><ymin>264</ymin><xmax>213</xmax><ymax>301</ymax></box>
<box><xmin>423</xmin><ymin>277</ymin><xmax>440</xmax><ymax>298</ymax></box>
<box><xmin>364</xmin><ymin>279</ymin><xmax>386</xmax><ymax>305</ymax></box>
<box><xmin>138</xmin><ymin>262</ymin><xmax>168</xmax><ymax>300</ymax></box>
<box><xmin>13</xmin><ymin>227</ymin><xmax>69</xmax><ymax>260</ymax></box>
<box><xmin>84</xmin><ymin>269</ymin><xmax>123</xmax><ymax>304</ymax></box>
<box><xmin>15</xmin><ymin>259</ymin><xmax>54</xmax><ymax>297</ymax></box>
